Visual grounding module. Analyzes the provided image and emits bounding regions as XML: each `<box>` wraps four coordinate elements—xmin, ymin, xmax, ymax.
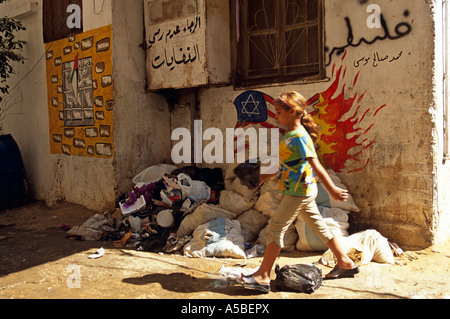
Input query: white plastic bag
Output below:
<box><xmin>133</xmin><ymin>164</ymin><xmax>177</xmax><ymax>187</ymax></box>
<box><xmin>176</xmin><ymin>173</ymin><xmax>211</xmax><ymax>202</ymax></box>
<box><xmin>219</xmin><ymin>266</ymin><xmax>259</xmax><ymax>280</ymax></box>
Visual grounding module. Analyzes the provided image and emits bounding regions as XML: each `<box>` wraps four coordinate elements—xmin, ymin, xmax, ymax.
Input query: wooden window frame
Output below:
<box><xmin>231</xmin><ymin>0</ymin><xmax>325</xmax><ymax>88</ymax></box>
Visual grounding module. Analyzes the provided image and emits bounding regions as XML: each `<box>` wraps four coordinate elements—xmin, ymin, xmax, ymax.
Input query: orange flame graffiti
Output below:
<box><xmin>308</xmin><ymin>55</ymin><xmax>386</xmax><ymax>173</ymax></box>
<box><xmin>233</xmin><ymin>53</ymin><xmax>386</xmax><ymax>173</ymax></box>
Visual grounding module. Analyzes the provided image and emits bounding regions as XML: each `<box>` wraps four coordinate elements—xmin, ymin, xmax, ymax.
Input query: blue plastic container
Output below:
<box><xmin>0</xmin><ymin>134</ymin><xmax>28</xmax><ymax>210</ymax></box>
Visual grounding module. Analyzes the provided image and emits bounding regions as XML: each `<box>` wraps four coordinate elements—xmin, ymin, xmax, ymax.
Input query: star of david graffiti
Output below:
<box><xmin>234</xmin><ymin>90</ymin><xmax>268</xmax><ymax>123</ymax></box>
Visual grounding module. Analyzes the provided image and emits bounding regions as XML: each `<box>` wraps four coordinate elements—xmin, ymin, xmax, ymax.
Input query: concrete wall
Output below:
<box><xmin>111</xmin><ymin>0</ymin><xmax>172</xmax><ymax>197</ymax></box>
<box><xmin>432</xmin><ymin>0</ymin><xmax>450</xmax><ymax>245</ymax></box>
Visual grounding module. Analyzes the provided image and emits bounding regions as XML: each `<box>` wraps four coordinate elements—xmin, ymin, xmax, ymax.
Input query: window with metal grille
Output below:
<box><xmin>233</xmin><ymin>0</ymin><xmax>324</xmax><ymax>87</ymax></box>
<box><xmin>43</xmin><ymin>0</ymin><xmax>83</xmax><ymax>43</ymax></box>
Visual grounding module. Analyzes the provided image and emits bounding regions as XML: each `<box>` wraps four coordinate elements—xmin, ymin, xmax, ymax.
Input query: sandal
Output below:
<box><xmin>113</xmin><ymin>232</ymin><xmax>133</xmax><ymax>248</ymax></box>
<box><xmin>325</xmin><ymin>266</ymin><xmax>360</xmax><ymax>280</ymax></box>
<box><xmin>240</xmin><ymin>275</ymin><xmax>271</xmax><ymax>293</ymax></box>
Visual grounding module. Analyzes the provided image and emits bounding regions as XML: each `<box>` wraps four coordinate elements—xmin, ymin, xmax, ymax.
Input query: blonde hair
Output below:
<box><xmin>276</xmin><ymin>91</ymin><xmax>320</xmax><ymax>143</ymax></box>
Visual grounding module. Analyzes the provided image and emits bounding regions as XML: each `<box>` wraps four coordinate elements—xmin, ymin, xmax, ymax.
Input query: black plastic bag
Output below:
<box><xmin>233</xmin><ymin>160</ymin><xmax>261</xmax><ymax>189</ymax></box>
<box><xmin>274</xmin><ymin>264</ymin><xmax>323</xmax><ymax>294</ymax></box>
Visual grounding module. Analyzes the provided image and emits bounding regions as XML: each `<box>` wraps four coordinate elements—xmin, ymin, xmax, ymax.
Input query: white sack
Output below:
<box><xmin>183</xmin><ymin>217</ymin><xmax>246</xmax><ymax>259</ymax></box>
<box><xmin>257</xmin><ymin>223</ymin><xmax>298</xmax><ymax>252</ymax></box>
<box><xmin>224</xmin><ymin>163</ymin><xmax>238</xmax><ymax>189</ymax></box>
<box><xmin>295</xmin><ymin>206</ymin><xmax>350</xmax><ymax>252</ymax></box>
<box><xmin>176</xmin><ymin>204</ymin><xmax>236</xmax><ymax>237</ymax></box>
<box><xmin>219</xmin><ymin>190</ymin><xmax>256</xmax><ymax>215</ymax></box>
<box><xmin>236</xmin><ymin>208</ymin><xmax>269</xmax><ymax>242</ymax></box>
<box><xmin>319</xmin><ymin>229</ymin><xmax>395</xmax><ymax>266</ymax></box>
<box><xmin>224</xmin><ymin>163</ymin><xmax>259</xmax><ymax>200</ymax></box>
<box><xmin>316</xmin><ymin>169</ymin><xmax>360</xmax><ymax>212</ymax></box>
<box><xmin>254</xmin><ymin>178</ymin><xmax>282</xmax><ymax>218</ymax></box>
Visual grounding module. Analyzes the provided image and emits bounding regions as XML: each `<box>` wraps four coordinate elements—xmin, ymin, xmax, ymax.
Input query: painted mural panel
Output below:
<box><xmin>45</xmin><ymin>25</ymin><xmax>113</xmax><ymax>158</ymax></box>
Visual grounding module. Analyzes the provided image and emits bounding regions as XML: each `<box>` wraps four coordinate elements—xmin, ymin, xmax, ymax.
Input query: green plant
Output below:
<box><xmin>0</xmin><ymin>0</ymin><xmax>27</xmax><ymax>104</ymax></box>
<box><xmin>0</xmin><ymin>0</ymin><xmax>27</xmax><ymax>132</ymax></box>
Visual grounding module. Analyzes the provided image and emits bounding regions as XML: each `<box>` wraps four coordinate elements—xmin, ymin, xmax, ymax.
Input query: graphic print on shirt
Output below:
<box><xmin>278</xmin><ymin>127</ymin><xmax>318</xmax><ymax>197</ymax></box>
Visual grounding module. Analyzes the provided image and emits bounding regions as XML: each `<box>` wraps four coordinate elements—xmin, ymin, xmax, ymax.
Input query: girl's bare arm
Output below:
<box><xmin>308</xmin><ymin>157</ymin><xmax>349</xmax><ymax>202</ymax></box>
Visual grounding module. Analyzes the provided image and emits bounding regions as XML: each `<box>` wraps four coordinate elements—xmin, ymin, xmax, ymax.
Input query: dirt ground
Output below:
<box><xmin>0</xmin><ymin>201</ymin><xmax>449</xmax><ymax>300</ymax></box>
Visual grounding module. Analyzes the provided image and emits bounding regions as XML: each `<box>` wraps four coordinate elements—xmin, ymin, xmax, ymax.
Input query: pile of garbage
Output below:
<box><xmin>65</xmin><ymin>163</ymin><xmax>396</xmax><ymax>265</ymax></box>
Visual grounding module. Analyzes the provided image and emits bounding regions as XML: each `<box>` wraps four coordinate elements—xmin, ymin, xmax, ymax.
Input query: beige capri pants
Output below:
<box><xmin>265</xmin><ymin>194</ymin><xmax>334</xmax><ymax>248</ymax></box>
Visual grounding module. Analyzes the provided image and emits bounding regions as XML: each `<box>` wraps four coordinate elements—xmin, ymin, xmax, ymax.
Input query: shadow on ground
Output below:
<box><xmin>0</xmin><ymin>201</ymin><xmax>109</xmax><ymax>277</ymax></box>
<box><xmin>122</xmin><ymin>272</ymin><xmax>271</xmax><ymax>296</ymax></box>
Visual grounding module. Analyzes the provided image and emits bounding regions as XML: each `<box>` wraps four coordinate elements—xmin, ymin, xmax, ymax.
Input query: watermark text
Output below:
<box><xmin>171</xmin><ymin>120</ymin><xmax>279</xmax><ymax>174</ymax></box>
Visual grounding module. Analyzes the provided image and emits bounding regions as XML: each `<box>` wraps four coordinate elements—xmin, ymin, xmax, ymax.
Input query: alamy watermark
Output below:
<box><xmin>367</xmin><ymin>4</ymin><xmax>382</xmax><ymax>29</ymax></box>
<box><xmin>66</xmin><ymin>264</ymin><xmax>81</xmax><ymax>289</ymax></box>
<box><xmin>66</xmin><ymin>4</ymin><xmax>81</xmax><ymax>29</ymax></box>
<box><xmin>171</xmin><ymin>120</ymin><xmax>279</xmax><ymax>174</ymax></box>
<box><xmin>66</xmin><ymin>3</ymin><xmax>383</xmax><ymax>30</ymax></box>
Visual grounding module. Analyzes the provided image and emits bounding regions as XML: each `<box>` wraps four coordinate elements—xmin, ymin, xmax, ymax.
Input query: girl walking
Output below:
<box><xmin>241</xmin><ymin>91</ymin><xmax>359</xmax><ymax>293</ymax></box>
